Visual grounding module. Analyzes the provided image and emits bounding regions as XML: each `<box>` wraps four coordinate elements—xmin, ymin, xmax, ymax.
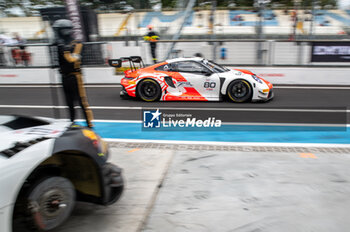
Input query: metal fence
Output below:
<box><xmin>118</xmin><ymin>39</ymin><xmax>350</xmax><ymax>66</ymax></box>
<box><xmin>0</xmin><ymin>42</ymin><xmax>109</xmax><ymax>68</ymax></box>
<box><xmin>1</xmin><ymin>40</ymin><xmax>349</xmax><ymax>68</ymax></box>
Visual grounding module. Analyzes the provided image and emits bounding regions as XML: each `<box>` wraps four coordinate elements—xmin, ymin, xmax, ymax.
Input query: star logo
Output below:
<box><xmin>143</xmin><ymin>109</ymin><xmax>162</xmax><ymax>128</ymax></box>
<box><xmin>151</xmin><ymin>109</ymin><xmax>162</xmax><ymax>122</ymax></box>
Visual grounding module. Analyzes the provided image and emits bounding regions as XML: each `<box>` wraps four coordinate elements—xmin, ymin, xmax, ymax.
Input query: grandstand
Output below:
<box><xmin>0</xmin><ymin>9</ymin><xmax>350</xmax><ymax>40</ymax></box>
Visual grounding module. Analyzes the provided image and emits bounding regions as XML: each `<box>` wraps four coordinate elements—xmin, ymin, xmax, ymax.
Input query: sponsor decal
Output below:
<box><xmin>82</xmin><ymin>129</ymin><xmax>98</xmax><ymax>140</ymax></box>
<box><xmin>143</xmin><ymin>109</ymin><xmax>222</xmax><ymax>130</ymax></box>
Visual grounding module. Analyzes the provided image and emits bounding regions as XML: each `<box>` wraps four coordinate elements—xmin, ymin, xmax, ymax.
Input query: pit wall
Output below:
<box><xmin>0</xmin><ymin>66</ymin><xmax>349</xmax><ymax>85</ymax></box>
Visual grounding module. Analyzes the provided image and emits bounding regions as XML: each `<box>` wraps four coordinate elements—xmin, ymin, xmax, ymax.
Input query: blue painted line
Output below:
<box><xmin>78</xmin><ymin>122</ymin><xmax>350</xmax><ymax>144</ymax></box>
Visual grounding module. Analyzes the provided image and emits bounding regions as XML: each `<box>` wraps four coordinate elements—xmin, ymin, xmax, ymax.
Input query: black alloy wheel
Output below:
<box><xmin>227</xmin><ymin>80</ymin><xmax>252</xmax><ymax>102</ymax></box>
<box><xmin>137</xmin><ymin>79</ymin><xmax>161</xmax><ymax>102</ymax></box>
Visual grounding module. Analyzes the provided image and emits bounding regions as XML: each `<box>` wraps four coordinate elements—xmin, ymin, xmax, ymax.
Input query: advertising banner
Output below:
<box><xmin>311</xmin><ymin>42</ymin><xmax>350</xmax><ymax>62</ymax></box>
<box><xmin>64</xmin><ymin>0</ymin><xmax>86</xmax><ymax>41</ymax></box>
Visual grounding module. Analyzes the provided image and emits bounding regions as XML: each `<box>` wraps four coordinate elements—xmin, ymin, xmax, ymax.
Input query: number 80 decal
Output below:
<box><xmin>204</xmin><ymin>82</ymin><xmax>216</xmax><ymax>88</ymax></box>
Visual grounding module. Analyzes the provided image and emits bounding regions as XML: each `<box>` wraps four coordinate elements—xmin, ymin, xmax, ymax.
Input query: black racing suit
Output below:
<box><xmin>144</xmin><ymin>31</ymin><xmax>159</xmax><ymax>64</ymax></box>
<box><xmin>57</xmin><ymin>41</ymin><xmax>94</xmax><ymax>128</ymax></box>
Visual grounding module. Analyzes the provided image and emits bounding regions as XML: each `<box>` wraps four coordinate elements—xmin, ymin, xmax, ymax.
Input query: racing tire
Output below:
<box><xmin>26</xmin><ymin>177</ymin><xmax>76</xmax><ymax>231</ymax></box>
<box><xmin>227</xmin><ymin>80</ymin><xmax>252</xmax><ymax>103</ymax></box>
<box><xmin>136</xmin><ymin>79</ymin><xmax>161</xmax><ymax>102</ymax></box>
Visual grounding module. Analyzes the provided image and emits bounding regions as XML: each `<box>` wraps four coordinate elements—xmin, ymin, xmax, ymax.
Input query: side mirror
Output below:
<box><xmin>108</xmin><ymin>59</ymin><xmax>122</xmax><ymax>68</ymax></box>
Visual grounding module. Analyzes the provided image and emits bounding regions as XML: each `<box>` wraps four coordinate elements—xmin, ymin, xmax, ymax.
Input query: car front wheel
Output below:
<box><xmin>227</xmin><ymin>80</ymin><xmax>252</xmax><ymax>103</ymax></box>
<box><xmin>27</xmin><ymin>176</ymin><xmax>75</xmax><ymax>231</ymax></box>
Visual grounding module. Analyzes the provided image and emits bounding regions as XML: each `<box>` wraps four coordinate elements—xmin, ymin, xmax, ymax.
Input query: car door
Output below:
<box><xmin>173</xmin><ymin>61</ymin><xmax>220</xmax><ymax>100</ymax></box>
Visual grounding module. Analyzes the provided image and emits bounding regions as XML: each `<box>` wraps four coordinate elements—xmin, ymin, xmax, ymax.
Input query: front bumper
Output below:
<box><xmin>267</xmin><ymin>89</ymin><xmax>274</xmax><ymax>100</ymax></box>
<box><xmin>101</xmin><ymin>163</ymin><xmax>124</xmax><ymax>205</ymax></box>
<box><xmin>120</xmin><ymin>87</ymin><xmax>131</xmax><ymax>99</ymax></box>
<box><xmin>255</xmin><ymin>89</ymin><xmax>274</xmax><ymax>102</ymax></box>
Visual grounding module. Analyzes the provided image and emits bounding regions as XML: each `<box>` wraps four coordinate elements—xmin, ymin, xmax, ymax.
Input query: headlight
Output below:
<box><xmin>252</xmin><ymin>75</ymin><xmax>263</xmax><ymax>84</ymax></box>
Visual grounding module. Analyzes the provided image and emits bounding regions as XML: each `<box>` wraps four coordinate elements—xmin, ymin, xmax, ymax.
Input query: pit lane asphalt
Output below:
<box><xmin>0</xmin><ymin>85</ymin><xmax>349</xmax><ymax>124</ymax></box>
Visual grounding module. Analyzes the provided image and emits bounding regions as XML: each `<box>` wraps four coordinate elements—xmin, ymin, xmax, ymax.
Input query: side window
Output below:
<box><xmin>176</xmin><ymin>61</ymin><xmax>211</xmax><ymax>74</ymax></box>
<box><xmin>155</xmin><ymin>64</ymin><xmax>173</xmax><ymax>71</ymax></box>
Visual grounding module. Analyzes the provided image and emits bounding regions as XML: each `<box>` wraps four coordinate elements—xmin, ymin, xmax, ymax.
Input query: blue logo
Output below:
<box><xmin>143</xmin><ymin>109</ymin><xmax>162</xmax><ymax>128</ymax></box>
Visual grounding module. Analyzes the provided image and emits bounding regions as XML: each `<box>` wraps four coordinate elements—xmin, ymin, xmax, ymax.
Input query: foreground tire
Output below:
<box><xmin>137</xmin><ymin>79</ymin><xmax>161</xmax><ymax>102</ymax></box>
<box><xmin>227</xmin><ymin>80</ymin><xmax>252</xmax><ymax>103</ymax></box>
<box><xmin>27</xmin><ymin>177</ymin><xmax>75</xmax><ymax>231</ymax></box>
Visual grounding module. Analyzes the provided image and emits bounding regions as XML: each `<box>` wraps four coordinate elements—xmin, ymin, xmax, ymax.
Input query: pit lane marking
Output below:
<box><xmin>0</xmin><ymin>105</ymin><xmax>349</xmax><ymax>113</ymax></box>
<box><xmin>299</xmin><ymin>153</ymin><xmax>317</xmax><ymax>158</ymax></box>
<box><xmin>127</xmin><ymin>148</ymin><xmax>141</xmax><ymax>153</ymax></box>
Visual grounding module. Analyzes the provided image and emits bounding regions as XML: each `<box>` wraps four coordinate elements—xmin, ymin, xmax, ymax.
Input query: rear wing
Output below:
<box><xmin>108</xmin><ymin>56</ymin><xmax>145</xmax><ymax>71</ymax></box>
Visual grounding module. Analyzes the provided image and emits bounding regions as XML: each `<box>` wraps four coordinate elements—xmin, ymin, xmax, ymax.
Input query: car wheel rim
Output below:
<box><xmin>39</xmin><ymin>189</ymin><xmax>68</xmax><ymax>218</ymax></box>
<box><xmin>231</xmin><ymin>82</ymin><xmax>248</xmax><ymax>98</ymax></box>
<box><xmin>141</xmin><ymin>82</ymin><xmax>157</xmax><ymax>98</ymax></box>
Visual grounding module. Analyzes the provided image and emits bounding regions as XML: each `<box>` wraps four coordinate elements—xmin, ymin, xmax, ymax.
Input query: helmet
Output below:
<box><xmin>147</xmin><ymin>25</ymin><xmax>153</xmax><ymax>30</ymax></box>
<box><xmin>53</xmin><ymin>19</ymin><xmax>73</xmax><ymax>29</ymax></box>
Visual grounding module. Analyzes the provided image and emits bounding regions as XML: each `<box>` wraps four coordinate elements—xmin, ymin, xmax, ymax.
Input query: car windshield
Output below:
<box><xmin>202</xmin><ymin>60</ymin><xmax>229</xmax><ymax>73</ymax></box>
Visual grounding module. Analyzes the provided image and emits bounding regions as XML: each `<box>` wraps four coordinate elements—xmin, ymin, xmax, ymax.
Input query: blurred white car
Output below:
<box><xmin>0</xmin><ymin>115</ymin><xmax>124</xmax><ymax>232</ymax></box>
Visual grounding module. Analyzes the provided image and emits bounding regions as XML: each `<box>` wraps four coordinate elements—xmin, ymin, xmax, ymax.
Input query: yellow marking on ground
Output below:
<box><xmin>299</xmin><ymin>153</ymin><xmax>317</xmax><ymax>159</ymax></box>
<box><xmin>128</xmin><ymin>148</ymin><xmax>140</xmax><ymax>153</ymax></box>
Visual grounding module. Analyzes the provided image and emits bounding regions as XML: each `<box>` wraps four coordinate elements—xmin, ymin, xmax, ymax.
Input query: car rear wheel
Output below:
<box><xmin>137</xmin><ymin>79</ymin><xmax>161</xmax><ymax>102</ymax></box>
<box><xmin>27</xmin><ymin>177</ymin><xmax>75</xmax><ymax>231</ymax></box>
<box><xmin>227</xmin><ymin>80</ymin><xmax>252</xmax><ymax>103</ymax></box>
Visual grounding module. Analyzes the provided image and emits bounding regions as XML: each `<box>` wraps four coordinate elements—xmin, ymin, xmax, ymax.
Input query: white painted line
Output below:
<box><xmin>0</xmin><ymin>105</ymin><xmax>67</xmax><ymax>109</ymax></box>
<box><xmin>1</xmin><ymin>84</ymin><xmax>350</xmax><ymax>90</ymax></box>
<box><xmin>83</xmin><ymin>106</ymin><xmax>350</xmax><ymax>113</ymax></box>
<box><xmin>0</xmin><ymin>105</ymin><xmax>348</xmax><ymax>113</ymax></box>
<box><xmin>87</xmin><ymin>119</ymin><xmax>142</xmax><ymax>123</ymax></box>
<box><xmin>104</xmin><ymin>138</ymin><xmax>350</xmax><ymax>148</ymax></box>
<box><xmin>79</xmin><ymin>119</ymin><xmax>347</xmax><ymax>127</ymax></box>
<box><xmin>221</xmin><ymin>122</ymin><xmax>346</xmax><ymax>127</ymax></box>
<box><xmin>75</xmin><ymin>119</ymin><xmax>349</xmax><ymax>127</ymax></box>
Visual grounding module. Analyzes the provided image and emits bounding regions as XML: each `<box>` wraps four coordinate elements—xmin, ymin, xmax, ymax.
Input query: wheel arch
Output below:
<box><xmin>13</xmin><ymin>151</ymin><xmax>105</xmax><ymax>211</ymax></box>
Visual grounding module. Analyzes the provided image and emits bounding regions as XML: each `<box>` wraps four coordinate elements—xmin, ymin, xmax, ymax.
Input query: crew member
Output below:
<box><xmin>143</xmin><ymin>25</ymin><xmax>159</xmax><ymax>64</ymax></box>
<box><xmin>53</xmin><ymin>19</ymin><xmax>94</xmax><ymax>128</ymax></box>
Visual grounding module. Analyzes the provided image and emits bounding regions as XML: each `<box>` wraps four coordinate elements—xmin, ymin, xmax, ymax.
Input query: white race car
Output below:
<box><xmin>0</xmin><ymin>115</ymin><xmax>124</xmax><ymax>232</ymax></box>
<box><xmin>110</xmin><ymin>57</ymin><xmax>274</xmax><ymax>102</ymax></box>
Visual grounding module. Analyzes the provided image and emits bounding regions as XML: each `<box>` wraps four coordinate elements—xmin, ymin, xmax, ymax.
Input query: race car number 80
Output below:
<box><xmin>204</xmin><ymin>82</ymin><xmax>216</xmax><ymax>88</ymax></box>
